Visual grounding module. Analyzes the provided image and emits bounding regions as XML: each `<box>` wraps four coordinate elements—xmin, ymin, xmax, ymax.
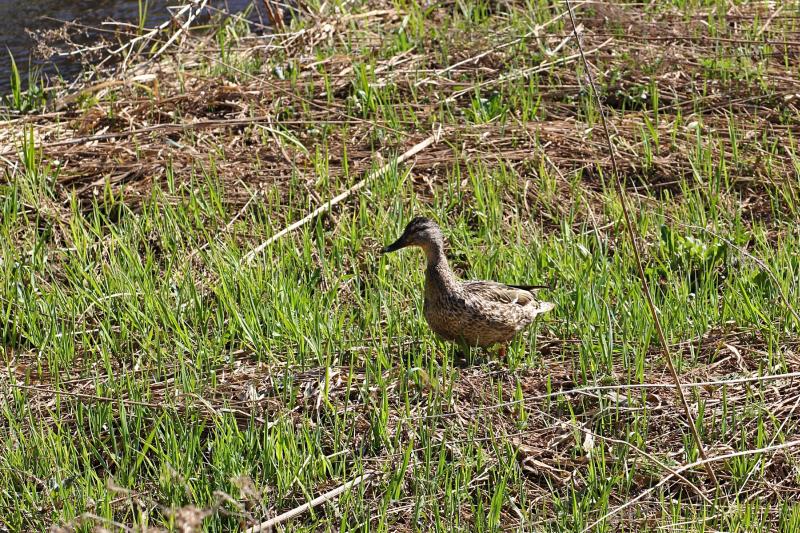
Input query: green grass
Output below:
<box><xmin>2</xmin><ymin>52</ymin><xmax>46</xmax><ymax>115</ymax></box>
<box><xmin>2</xmin><ymin>0</ymin><xmax>800</xmax><ymax>531</ymax></box>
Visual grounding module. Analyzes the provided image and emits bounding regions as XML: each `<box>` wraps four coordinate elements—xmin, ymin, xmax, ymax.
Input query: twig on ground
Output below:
<box><xmin>242</xmin><ymin>131</ymin><xmax>440</xmax><ymax>264</ymax></box>
<box><xmin>400</xmin><ymin>370</ymin><xmax>800</xmax><ymax>422</ymax></box>
<box><xmin>755</xmin><ymin>5</ymin><xmax>783</xmax><ymax>38</ymax></box>
<box><xmin>550</xmin><ymin>416</ymin><xmax>713</xmax><ymax>505</ymax></box>
<box><xmin>733</xmin><ymin>392</ymin><xmax>800</xmax><ymax>503</ymax></box>
<box><xmin>7</xmin><ymin>383</ymin><xmax>165</xmax><ymax>409</ymax></box>
<box><xmin>414</xmin><ymin>5</ymin><xmax>582</xmax><ymax>88</ymax></box>
<box><xmin>243</xmin><ymin>473</ymin><xmax>373</xmax><ymax>532</ymax></box>
<box><xmin>186</xmin><ymin>184</ymin><xmax>263</xmax><ymax>261</ymax></box>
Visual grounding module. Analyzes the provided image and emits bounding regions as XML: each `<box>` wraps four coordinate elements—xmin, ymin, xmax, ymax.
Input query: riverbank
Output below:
<box><xmin>0</xmin><ymin>0</ymin><xmax>261</xmax><ymax>93</ymax></box>
<box><xmin>2</xmin><ymin>1</ymin><xmax>800</xmax><ymax>531</ymax></box>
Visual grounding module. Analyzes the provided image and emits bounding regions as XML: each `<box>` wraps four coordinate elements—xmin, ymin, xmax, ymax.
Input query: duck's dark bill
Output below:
<box><xmin>382</xmin><ymin>238</ymin><xmax>405</xmax><ymax>253</ymax></box>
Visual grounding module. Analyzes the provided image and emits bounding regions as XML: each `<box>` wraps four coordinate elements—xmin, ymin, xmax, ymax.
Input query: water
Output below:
<box><xmin>0</xmin><ymin>0</ymin><xmax>259</xmax><ymax>93</ymax></box>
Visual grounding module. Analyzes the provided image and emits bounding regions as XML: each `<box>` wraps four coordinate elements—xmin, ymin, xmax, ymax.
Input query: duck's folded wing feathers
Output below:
<box><xmin>462</xmin><ymin>280</ymin><xmax>540</xmax><ymax>306</ymax></box>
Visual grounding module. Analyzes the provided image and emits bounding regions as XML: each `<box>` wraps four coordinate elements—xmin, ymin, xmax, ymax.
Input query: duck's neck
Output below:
<box><xmin>423</xmin><ymin>242</ymin><xmax>459</xmax><ymax>293</ymax></box>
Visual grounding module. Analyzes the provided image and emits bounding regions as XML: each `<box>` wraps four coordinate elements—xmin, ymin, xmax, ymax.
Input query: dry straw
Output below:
<box><xmin>563</xmin><ymin>0</ymin><xmax>720</xmax><ymax>490</ymax></box>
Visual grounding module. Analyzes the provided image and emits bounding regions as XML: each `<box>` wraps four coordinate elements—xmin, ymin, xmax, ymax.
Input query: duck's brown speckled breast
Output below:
<box><xmin>424</xmin><ymin>292</ymin><xmax>465</xmax><ymax>343</ymax></box>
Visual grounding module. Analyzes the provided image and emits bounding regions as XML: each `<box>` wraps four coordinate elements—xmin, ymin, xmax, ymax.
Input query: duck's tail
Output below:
<box><xmin>508</xmin><ymin>284</ymin><xmax>550</xmax><ymax>291</ymax></box>
<box><xmin>530</xmin><ymin>300</ymin><xmax>555</xmax><ymax>316</ymax></box>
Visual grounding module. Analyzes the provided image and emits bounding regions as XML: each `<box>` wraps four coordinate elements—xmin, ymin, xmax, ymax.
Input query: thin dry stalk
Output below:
<box><xmin>414</xmin><ymin>5</ymin><xmax>581</xmax><ymax>88</ymax></box>
<box><xmin>563</xmin><ymin>0</ymin><xmax>720</xmax><ymax>490</ymax></box>
<box><xmin>443</xmin><ymin>39</ymin><xmax>613</xmax><ymax>103</ymax></box>
<box><xmin>550</xmin><ymin>417</ymin><xmax>713</xmax><ymax>505</ymax></box>
<box><xmin>8</xmin><ymin>383</ymin><xmax>165</xmax><ymax>409</ymax></box>
<box><xmin>262</xmin><ymin>0</ymin><xmax>287</xmax><ymax>33</ymax></box>
<box><xmin>243</xmin><ymin>473</ymin><xmax>373</xmax><ymax>532</ymax></box>
<box><xmin>733</xmin><ymin>392</ymin><xmax>800</xmax><ymax>502</ymax></box>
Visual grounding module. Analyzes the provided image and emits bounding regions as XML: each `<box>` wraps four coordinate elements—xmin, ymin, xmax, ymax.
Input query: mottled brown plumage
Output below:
<box><xmin>382</xmin><ymin>217</ymin><xmax>554</xmax><ymax>351</ymax></box>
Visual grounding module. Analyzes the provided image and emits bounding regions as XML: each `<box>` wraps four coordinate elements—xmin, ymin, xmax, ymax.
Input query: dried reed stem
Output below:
<box><xmin>244</xmin><ymin>473</ymin><xmax>373</xmax><ymax>532</ymax></box>
<box><xmin>242</xmin><ymin>132</ymin><xmax>438</xmax><ymax>263</ymax></box>
<box><xmin>563</xmin><ymin>0</ymin><xmax>721</xmax><ymax>490</ymax></box>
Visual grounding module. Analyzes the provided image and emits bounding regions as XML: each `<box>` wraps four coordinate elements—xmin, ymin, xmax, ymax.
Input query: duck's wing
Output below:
<box><xmin>462</xmin><ymin>280</ymin><xmax>548</xmax><ymax>307</ymax></box>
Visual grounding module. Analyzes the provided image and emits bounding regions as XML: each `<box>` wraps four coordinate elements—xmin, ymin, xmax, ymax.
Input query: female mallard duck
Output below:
<box><xmin>382</xmin><ymin>217</ymin><xmax>554</xmax><ymax>356</ymax></box>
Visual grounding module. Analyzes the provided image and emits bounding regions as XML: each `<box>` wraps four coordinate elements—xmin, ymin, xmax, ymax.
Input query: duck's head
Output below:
<box><xmin>382</xmin><ymin>217</ymin><xmax>445</xmax><ymax>254</ymax></box>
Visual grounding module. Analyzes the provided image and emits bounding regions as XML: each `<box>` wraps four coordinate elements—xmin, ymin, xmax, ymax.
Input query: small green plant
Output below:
<box><xmin>137</xmin><ymin>0</ymin><xmax>150</xmax><ymax>33</ymax></box>
<box><xmin>210</xmin><ymin>8</ymin><xmax>262</xmax><ymax>79</ymax></box>
<box><xmin>3</xmin><ymin>51</ymin><xmax>46</xmax><ymax>113</ymax></box>
<box><xmin>466</xmin><ymin>91</ymin><xmax>507</xmax><ymax>124</ymax></box>
<box><xmin>649</xmin><ymin>225</ymin><xmax>729</xmax><ymax>291</ymax></box>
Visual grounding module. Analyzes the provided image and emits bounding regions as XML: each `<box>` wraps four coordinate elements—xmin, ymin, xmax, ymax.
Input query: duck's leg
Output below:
<box><xmin>497</xmin><ymin>344</ymin><xmax>507</xmax><ymax>359</ymax></box>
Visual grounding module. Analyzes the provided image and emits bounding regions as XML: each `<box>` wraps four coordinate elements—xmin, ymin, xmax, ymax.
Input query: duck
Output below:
<box><xmin>382</xmin><ymin>217</ymin><xmax>554</xmax><ymax>357</ymax></box>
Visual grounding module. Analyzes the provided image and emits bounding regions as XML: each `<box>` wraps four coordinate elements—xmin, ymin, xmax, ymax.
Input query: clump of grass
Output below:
<box><xmin>2</xmin><ymin>52</ymin><xmax>46</xmax><ymax>114</ymax></box>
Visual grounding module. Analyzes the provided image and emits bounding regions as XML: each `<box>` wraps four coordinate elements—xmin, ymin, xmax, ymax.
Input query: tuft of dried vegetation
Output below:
<box><xmin>2</xmin><ymin>0</ymin><xmax>800</xmax><ymax>531</ymax></box>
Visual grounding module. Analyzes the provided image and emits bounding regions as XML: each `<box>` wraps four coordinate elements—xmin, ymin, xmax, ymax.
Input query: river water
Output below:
<box><xmin>0</xmin><ymin>0</ymin><xmax>258</xmax><ymax>93</ymax></box>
